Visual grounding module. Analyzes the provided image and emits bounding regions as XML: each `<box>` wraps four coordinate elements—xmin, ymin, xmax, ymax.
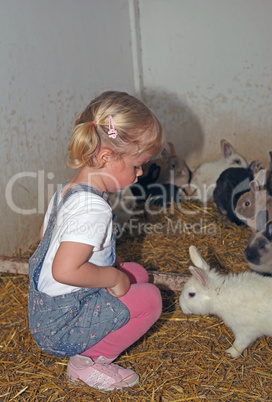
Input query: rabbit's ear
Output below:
<box><xmin>161</xmin><ymin>148</ymin><xmax>169</xmax><ymax>159</ymax></box>
<box><xmin>248</xmin><ymin>160</ymin><xmax>257</xmax><ymax>172</ymax></box>
<box><xmin>220</xmin><ymin>139</ymin><xmax>233</xmax><ymax>158</ymax></box>
<box><xmin>250</xmin><ymin>180</ymin><xmax>259</xmax><ymax>194</ymax></box>
<box><xmin>256</xmin><ymin>210</ymin><xmax>268</xmax><ymax>232</ymax></box>
<box><xmin>189</xmin><ymin>246</ymin><xmax>210</xmax><ymax>271</ymax></box>
<box><xmin>167</xmin><ymin>142</ymin><xmax>176</xmax><ymax>157</ymax></box>
<box><xmin>189</xmin><ymin>266</ymin><xmax>209</xmax><ymax>288</ymax></box>
<box><xmin>254</xmin><ymin>169</ymin><xmax>267</xmax><ymax>187</ymax></box>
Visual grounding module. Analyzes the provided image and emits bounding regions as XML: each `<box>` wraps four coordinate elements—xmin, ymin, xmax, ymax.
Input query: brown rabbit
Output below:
<box><xmin>142</xmin><ymin>142</ymin><xmax>191</xmax><ymax>188</ymax></box>
<box><xmin>235</xmin><ymin>170</ymin><xmax>272</xmax><ymax>231</ymax></box>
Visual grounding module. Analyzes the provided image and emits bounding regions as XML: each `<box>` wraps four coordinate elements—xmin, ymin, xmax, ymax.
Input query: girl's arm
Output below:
<box><xmin>52</xmin><ymin>241</ymin><xmax>130</xmax><ymax>297</ymax></box>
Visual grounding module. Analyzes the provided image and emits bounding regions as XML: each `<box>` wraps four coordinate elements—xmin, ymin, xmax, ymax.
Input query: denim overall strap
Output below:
<box><xmin>28</xmin><ymin>182</ymin><xmax>129</xmax><ymax>357</ymax></box>
<box><xmin>31</xmin><ymin>181</ymin><xmax>65</xmax><ymax>288</ymax></box>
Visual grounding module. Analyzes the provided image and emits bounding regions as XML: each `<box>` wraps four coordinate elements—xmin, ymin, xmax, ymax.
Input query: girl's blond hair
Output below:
<box><xmin>68</xmin><ymin>91</ymin><xmax>165</xmax><ymax>169</ymax></box>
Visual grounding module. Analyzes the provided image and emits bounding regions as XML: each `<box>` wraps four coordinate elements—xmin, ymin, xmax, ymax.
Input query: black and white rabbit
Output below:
<box><xmin>179</xmin><ymin>245</ymin><xmax>272</xmax><ymax>358</ymax></box>
<box><xmin>130</xmin><ymin>163</ymin><xmax>183</xmax><ymax>207</ymax></box>
<box><xmin>190</xmin><ymin>139</ymin><xmax>248</xmax><ymax>202</ymax></box>
<box><xmin>213</xmin><ymin>161</ymin><xmax>262</xmax><ymax>225</ymax></box>
<box><xmin>244</xmin><ymin>219</ymin><xmax>272</xmax><ymax>275</ymax></box>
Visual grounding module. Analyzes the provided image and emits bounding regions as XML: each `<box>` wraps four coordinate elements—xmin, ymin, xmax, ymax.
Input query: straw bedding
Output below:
<box><xmin>1</xmin><ymin>200</ymin><xmax>272</xmax><ymax>401</ymax></box>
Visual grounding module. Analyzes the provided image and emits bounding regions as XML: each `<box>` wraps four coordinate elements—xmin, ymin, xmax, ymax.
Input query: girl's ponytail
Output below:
<box><xmin>67</xmin><ymin>120</ymin><xmax>101</xmax><ymax>168</ymax></box>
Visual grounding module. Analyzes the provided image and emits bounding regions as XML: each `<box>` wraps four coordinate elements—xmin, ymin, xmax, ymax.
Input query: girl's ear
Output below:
<box><xmin>97</xmin><ymin>148</ymin><xmax>114</xmax><ymax>166</ymax></box>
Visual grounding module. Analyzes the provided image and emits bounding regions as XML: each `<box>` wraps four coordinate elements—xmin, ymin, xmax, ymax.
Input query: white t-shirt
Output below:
<box><xmin>38</xmin><ymin>190</ymin><xmax>113</xmax><ymax>297</ymax></box>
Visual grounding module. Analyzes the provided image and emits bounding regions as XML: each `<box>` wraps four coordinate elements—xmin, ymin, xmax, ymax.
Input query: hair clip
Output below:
<box><xmin>108</xmin><ymin>115</ymin><xmax>118</xmax><ymax>138</ymax></box>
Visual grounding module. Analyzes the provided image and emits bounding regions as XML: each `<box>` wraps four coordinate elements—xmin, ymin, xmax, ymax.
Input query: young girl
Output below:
<box><xmin>28</xmin><ymin>90</ymin><xmax>165</xmax><ymax>391</ymax></box>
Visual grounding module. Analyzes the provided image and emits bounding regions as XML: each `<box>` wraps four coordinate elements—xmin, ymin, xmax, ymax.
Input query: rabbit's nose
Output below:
<box><xmin>244</xmin><ymin>247</ymin><xmax>260</xmax><ymax>264</ymax></box>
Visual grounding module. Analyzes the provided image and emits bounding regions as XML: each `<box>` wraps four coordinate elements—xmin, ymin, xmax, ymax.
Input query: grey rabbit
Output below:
<box><xmin>244</xmin><ymin>218</ymin><xmax>272</xmax><ymax>275</ymax></box>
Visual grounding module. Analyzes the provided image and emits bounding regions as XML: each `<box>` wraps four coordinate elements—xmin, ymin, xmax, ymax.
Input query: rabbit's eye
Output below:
<box><xmin>234</xmin><ymin>159</ymin><xmax>241</xmax><ymax>165</ymax></box>
<box><xmin>171</xmin><ymin>163</ymin><xmax>176</xmax><ymax>169</ymax></box>
<box><xmin>189</xmin><ymin>292</ymin><xmax>196</xmax><ymax>298</ymax></box>
<box><xmin>245</xmin><ymin>201</ymin><xmax>251</xmax><ymax>207</ymax></box>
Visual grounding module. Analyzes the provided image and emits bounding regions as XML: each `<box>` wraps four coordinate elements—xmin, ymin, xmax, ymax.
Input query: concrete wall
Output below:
<box><xmin>1</xmin><ymin>0</ymin><xmax>135</xmax><ymax>255</ymax></box>
<box><xmin>1</xmin><ymin>0</ymin><xmax>272</xmax><ymax>256</ymax></box>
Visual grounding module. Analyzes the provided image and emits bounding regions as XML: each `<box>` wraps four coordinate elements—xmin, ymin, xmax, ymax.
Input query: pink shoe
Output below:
<box><xmin>67</xmin><ymin>355</ymin><xmax>139</xmax><ymax>391</ymax></box>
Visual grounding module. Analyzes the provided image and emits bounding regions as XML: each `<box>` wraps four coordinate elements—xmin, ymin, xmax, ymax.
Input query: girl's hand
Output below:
<box><xmin>107</xmin><ymin>270</ymin><xmax>130</xmax><ymax>297</ymax></box>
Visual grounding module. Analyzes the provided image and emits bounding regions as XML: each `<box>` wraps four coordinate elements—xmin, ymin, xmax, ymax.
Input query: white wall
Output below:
<box><xmin>139</xmin><ymin>0</ymin><xmax>272</xmax><ymax>169</ymax></box>
<box><xmin>1</xmin><ymin>0</ymin><xmax>135</xmax><ymax>256</ymax></box>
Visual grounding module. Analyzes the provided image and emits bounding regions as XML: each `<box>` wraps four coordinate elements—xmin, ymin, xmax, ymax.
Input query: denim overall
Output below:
<box><xmin>28</xmin><ymin>183</ymin><xmax>130</xmax><ymax>357</ymax></box>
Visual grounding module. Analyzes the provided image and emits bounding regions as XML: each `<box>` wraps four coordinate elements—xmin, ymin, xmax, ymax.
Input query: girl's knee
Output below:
<box><xmin>137</xmin><ymin>283</ymin><xmax>162</xmax><ymax>319</ymax></box>
<box><xmin>120</xmin><ymin>283</ymin><xmax>162</xmax><ymax>320</ymax></box>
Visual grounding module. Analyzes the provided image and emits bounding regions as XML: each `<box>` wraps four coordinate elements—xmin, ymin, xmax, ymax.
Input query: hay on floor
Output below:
<box><xmin>1</xmin><ymin>200</ymin><xmax>272</xmax><ymax>401</ymax></box>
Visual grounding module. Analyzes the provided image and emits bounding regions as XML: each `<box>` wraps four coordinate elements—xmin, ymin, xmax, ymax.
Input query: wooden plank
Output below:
<box><xmin>0</xmin><ymin>257</ymin><xmax>29</xmax><ymax>275</ymax></box>
<box><xmin>148</xmin><ymin>271</ymin><xmax>189</xmax><ymax>291</ymax></box>
<box><xmin>0</xmin><ymin>257</ymin><xmax>189</xmax><ymax>291</ymax></box>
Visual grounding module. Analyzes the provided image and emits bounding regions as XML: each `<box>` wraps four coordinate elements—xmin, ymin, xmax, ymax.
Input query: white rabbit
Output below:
<box><xmin>179</xmin><ymin>245</ymin><xmax>272</xmax><ymax>358</ymax></box>
<box><xmin>109</xmin><ymin>187</ymin><xmax>137</xmax><ymax>226</ymax></box>
<box><xmin>190</xmin><ymin>139</ymin><xmax>248</xmax><ymax>202</ymax></box>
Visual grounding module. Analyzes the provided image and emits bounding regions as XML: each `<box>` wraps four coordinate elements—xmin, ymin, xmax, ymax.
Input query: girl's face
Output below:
<box><xmin>103</xmin><ymin>151</ymin><xmax>152</xmax><ymax>192</ymax></box>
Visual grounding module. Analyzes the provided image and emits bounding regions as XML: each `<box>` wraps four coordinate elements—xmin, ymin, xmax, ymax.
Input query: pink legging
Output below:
<box><xmin>81</xmin><ymin>262</ymin><xmax>162</xmax><ymax>360</ymax></box>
